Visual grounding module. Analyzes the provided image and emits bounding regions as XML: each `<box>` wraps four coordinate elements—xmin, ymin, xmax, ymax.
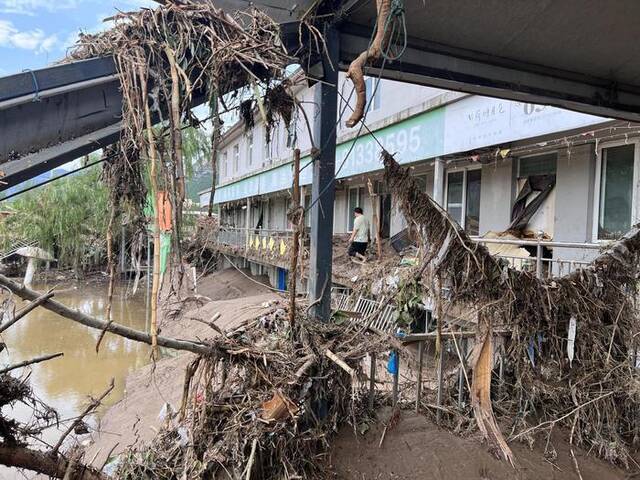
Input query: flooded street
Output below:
<box><xmin>0</xmin><ymin>281</ymin><xmax>151</xmax><ymax>479</ymax></box>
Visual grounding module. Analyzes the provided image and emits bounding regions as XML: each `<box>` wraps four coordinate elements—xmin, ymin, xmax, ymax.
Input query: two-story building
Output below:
<box><xmin>200</xmin><ymin>71</ymin><xmax>639</xmax><ymax>290</ymax></box>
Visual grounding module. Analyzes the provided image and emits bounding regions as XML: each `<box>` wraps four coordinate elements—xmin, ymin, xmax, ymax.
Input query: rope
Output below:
<box><xmin>381</xmin><ymin>0</ymin><xmax>408</xmax><ymax>61</ymax></box>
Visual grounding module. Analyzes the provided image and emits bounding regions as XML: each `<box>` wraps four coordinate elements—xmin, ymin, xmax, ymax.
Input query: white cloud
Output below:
<box><xmin>0</xmin><ymin>0</ymin><xmax>79</xmax><ymax>15</ymax></box>
<box><xmin>0</xmin><ymin>20</ymin><xmax>58</xmax><ymax>52</ymax></box>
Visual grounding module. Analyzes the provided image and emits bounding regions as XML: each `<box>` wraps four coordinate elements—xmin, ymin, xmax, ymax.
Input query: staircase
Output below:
<box><xmin>0</xmin><ymin>239</ymin><xmax>37</xmax><ymax>263</ymax></box>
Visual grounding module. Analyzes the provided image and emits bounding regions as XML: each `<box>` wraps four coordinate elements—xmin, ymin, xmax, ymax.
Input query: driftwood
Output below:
<box><xmin>0</xmin><ymin>352</ymin><xmax>63</xmax><ymax>375</ymax></box>
<box><xmin>0</xmin><ymin>274</ymin><xmax>216</xmax><ymax>356</ymax></box>
<box><xmin>0</xmin><ymin>445</ymin><xmax>106</xmax><ymax>480</ymax></box>
<box><xmin>51</xmin><ymin>379</ymin><xmax>115</xmax><ymax>454</ymax></box>
<box><xmin>0</xmin><ymin>290</ymin><xmax>54</xmax><ymax>333</ymax></box>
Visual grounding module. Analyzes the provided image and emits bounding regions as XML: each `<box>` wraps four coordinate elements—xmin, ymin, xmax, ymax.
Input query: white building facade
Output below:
<box><xmin>200</xmin><ymin>73</ymin><xmax>640</xmax><ymax>288</ymax></box>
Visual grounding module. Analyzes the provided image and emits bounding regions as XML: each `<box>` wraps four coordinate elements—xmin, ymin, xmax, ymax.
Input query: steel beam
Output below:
<box><xmin>0</xmin><ymin>123</ymin><xmax>121</xmax><ymax>192</ymax></box>
<box><xmin>338</xmin><ymin>25</ymin><xmax>640</xmax><ymax>123</ymax></box>
<box><xmin>308</xmin><ymin>25</ymin><xmax>339</xmax><ymax>322</ymax></box>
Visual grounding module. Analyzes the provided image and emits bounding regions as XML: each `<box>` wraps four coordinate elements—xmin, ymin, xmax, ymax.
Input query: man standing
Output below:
<box><xmin>348</xmin><ymin>207</ymin><xmax>370</xmax><ymax>262</ymax></box>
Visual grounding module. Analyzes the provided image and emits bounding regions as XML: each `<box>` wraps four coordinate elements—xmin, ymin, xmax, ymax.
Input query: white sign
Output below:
<box><xmin>443</xmin><ymin>96</ymin><xmax>606</xmax><ymax>154</ymax></box>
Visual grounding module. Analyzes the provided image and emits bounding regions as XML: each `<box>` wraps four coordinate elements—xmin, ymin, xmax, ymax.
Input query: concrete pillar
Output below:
<box><xmin>433</xmin><ymin>157</ymin><xmax>445</xmax><ymax>206</ymax></box>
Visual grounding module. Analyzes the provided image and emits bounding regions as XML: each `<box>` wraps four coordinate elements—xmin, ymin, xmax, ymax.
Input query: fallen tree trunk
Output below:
<box><xmin>0</xmin><ymin>445</ymin><xmax>106</xmax><ymax>480</ymax></box>
<box><xmin>0</xmin><ymin>274</ymin><xmax>215</xmax><ymax>356</ymax></box>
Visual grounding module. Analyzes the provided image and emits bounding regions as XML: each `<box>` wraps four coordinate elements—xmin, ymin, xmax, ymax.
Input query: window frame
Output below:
<box><xmin>517</xmin><ymin>152</ymin><xmax>558</xmax><ymax>179</ymax></box>
<box><xmin>246</xmin><ymin>133</ymin><xmax>254</xmax><ymax>167</ymax></box>
<box><xmin>444</xmin><ymin>165</ymin><xmax>482</xmax><ymax>232</ymax></box>
<box><xmin>232</xmin><ymin>144</ymin><xmax>240</xmax><ymax>173</ymax></box>
<box><xmin>221</xmin><ymin>151</ymin><xmax>228</xmax><ymax>178</ymax></box>
<box><xmin>592</xmin><ymin>138</ymin><xmax>640</xmax><ymax>242</ymax></box>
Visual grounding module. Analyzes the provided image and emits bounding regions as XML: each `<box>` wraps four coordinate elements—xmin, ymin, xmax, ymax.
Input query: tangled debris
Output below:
<box><xmin>382</xmin><ymin>150</ymin><xmax>640</xmax><ymax>467</ymax></box>
<box><xmin>114</xmin><ymin>308</ymin><xmax>390</xmax><ymax>479</ymax></box>
<box><xmin>67</xmin><ymin>0</ymin><xmax>294</xmax><ymax>355</ymax></box>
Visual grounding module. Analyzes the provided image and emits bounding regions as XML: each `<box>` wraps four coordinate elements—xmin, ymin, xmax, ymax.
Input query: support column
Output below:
<box><xmin>433</xmin><ymin>157</ymin><xmax>445</xmax><ymax>206</ymax></box>
<box><xmin>245</xmin><ymin>196</ymin><xmax>251</xmax><ymax>254</ymax></box>
<box><xmin>308</xmin><ymin>25</ymin><xmax>339</xmax><ymax>322</ymax></box>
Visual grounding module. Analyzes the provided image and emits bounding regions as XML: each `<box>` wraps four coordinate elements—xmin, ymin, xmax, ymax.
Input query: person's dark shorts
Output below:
<box><xmin>348</xmin><ymin>241</ymin><xmax>368</xmax><ymax>257</ymax></box>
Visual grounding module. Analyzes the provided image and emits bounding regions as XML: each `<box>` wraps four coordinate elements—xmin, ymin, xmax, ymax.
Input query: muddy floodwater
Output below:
<box><xmin>0</xmin><ymin>281</ymin><xmax>151</xmax><ymax>479</ymax></box>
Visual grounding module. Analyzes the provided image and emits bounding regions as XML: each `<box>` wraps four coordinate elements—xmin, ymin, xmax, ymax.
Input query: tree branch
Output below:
<box><xmin>0</xmin><ymin>352</ymin><xmax>63</xmax><ymax>374</ymax></box>
<box><xmin>0</xmin><ymin>274</ymin><xmax>216</xmax><ymax>356</ymax></box>
<box><xmin>0</xmin><ymin>445</ymin><xmax>106</xmax><ymax>480</ymax></box>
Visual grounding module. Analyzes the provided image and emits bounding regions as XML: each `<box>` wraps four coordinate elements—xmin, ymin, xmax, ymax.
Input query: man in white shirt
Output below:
<box><xmin>348</xmin><ymin>207</ymin><xmax>370</xmax><ymax>261</ymax></box>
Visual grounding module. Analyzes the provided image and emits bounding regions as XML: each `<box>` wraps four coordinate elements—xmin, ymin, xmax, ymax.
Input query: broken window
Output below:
<box><xmin>597</xmin><ymin>144</ymin><xmax>635</xmax><ymax>240</ymax></box>
<box><xmin>510</xmin><ymin>153</ymin><xmax>557</xmax><ymax>233</ymax></box>
<box><xmin>446</xmin><ymin>169</ymin><xmax>481</xmax><ymax>235</ymax></box>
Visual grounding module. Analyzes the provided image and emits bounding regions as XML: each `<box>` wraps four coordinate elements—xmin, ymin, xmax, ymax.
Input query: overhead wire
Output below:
<box><xmin>0</xmin><ymin>154</ymin><xmax>115</xmax><ymax>203</ymax></box>
<box><xmin>301</xmin><ymin>1</ymin><xmax>407</xmax><ymax>215</ymax></box>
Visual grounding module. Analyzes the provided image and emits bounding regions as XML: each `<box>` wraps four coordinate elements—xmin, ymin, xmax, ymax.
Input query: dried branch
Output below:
<box><xmin>51</xmin><ymin>379</ymin><xmax>115</xmax><ymax>454</ymax></box>
<box><xmin>0</xmin><ymin>274</ymin><xmax>216</xmax><ymax>356</ymax></box>
<box><xmin>0</xmin><ymin>352</ymin><xmax>63</xmax><ymax>374</ymax></box>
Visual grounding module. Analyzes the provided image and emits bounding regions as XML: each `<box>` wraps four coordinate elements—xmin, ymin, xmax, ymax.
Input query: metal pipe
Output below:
<box><xmin>436</xmin><ymin>343</ymin><xmax>445</xmax><ymax>423</ymax></box>
<box><xmin>392</xmin><ymin>351</ymin><xmax>400</xmax><ymax>407</ymax></box>
<box><xmin>457</xmin><ymin>338</ymin><xmax>467</xmax><ymax>408</ymax></box>
<box><xmin>368</xmin><ymin>352</ymin><xmax>376</xmax><ymax>410</ymax></box>
<box><xmin>469</xmin><ymin>236</ymin><xmax>602</xmax><ymax>249</ymax></box>
<box><xmin>416</xmin><ymin>341</ymin><xmax>424</xmax><ymax>413</ymax></box>
<box><xmin>0</xmin><ymin>74</ymin><xmax>118</xmax><ymax>110</ymax></box>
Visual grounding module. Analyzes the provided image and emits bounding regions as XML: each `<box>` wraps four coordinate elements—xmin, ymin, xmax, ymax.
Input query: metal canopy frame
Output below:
<box><xmin>2</xmin><ymin>0</ymin><xmax>640</xmax><ymax>322</ymax></box>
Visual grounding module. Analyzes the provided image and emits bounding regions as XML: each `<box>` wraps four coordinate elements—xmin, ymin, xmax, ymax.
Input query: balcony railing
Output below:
<box><xmin>470</xmin><ymin>237</ymin><xmax>601</xmax><ymax>279</ymax></box>
<box><xmin>215</xmin><ymin>226</ymin><xmax>602</xmax><ymax>279</ymax></box>
<box><xmin>216</xmin><ymin>226</ymin><xmax>295</xmax><ymax>262</ymax></box>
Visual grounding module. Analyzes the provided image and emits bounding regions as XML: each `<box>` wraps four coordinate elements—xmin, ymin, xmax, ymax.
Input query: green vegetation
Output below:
<box><xmin>0</xmin><ymin>167</ymin><xmax>109</xmax><ymax>272</ymax></box>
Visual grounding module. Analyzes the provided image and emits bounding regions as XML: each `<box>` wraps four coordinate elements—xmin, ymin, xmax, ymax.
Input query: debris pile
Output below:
<box><xmin>114</xmin><ymin>309</ymin><xmax>390</xmax><ymax>479</ymax></box>
<box><xmin>383</xmin><ymin>150</ymin><xmax>640</xmax><ymax>466</ymax></box>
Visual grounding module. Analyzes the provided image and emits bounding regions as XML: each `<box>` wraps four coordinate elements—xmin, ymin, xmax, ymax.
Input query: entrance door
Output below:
<box><xmin>379</xmin><ymin>194</ymin><xmax>392</xmax><ymax>239</ymax></box>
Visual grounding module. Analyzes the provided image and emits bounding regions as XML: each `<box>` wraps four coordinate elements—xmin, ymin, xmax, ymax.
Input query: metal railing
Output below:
<box><xmin>216</xmin><ymin>226</ymin><xmax>602</xmax><ymax>280</ymax></box>
<box><xmin>470</xmin><ymin>237</ymin><xmax>600</xmax><ymax>279</ymax></box>
<box><xmin>0</xmin><ymin>239</ymin><xmax>37</xmax><ymax>262</ymax></box>
<box><xmin>217</xmin><ymin>226</ymin><xmax>295</xmax><ymax>260</ymax></box>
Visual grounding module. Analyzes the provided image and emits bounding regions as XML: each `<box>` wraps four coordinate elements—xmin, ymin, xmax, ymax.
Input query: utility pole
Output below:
<box><xmin>308</xmin><ymin>25</ymin><xmax>339</xmax><ymax>322</ymax></box>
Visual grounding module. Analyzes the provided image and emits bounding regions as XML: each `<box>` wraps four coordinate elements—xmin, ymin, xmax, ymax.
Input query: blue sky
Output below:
<box><xmin>0</xmin><ymin>0</ymin><xmax>157</xmax><ymax>76</ymax></box>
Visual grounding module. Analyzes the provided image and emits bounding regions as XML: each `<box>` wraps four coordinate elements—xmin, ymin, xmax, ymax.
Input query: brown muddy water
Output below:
<box><xmin>0</xmin><ymin>281</ymin><xmax>151</xmax><ymax>479</ymax></box>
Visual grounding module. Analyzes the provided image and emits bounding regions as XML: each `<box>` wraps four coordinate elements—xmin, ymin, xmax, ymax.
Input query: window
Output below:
<box><xmin>263</xmin><ymin>135</ymin><xmax>271</xmax><ymax>166</ymax></box>
<box><xmin>364</xmin><ymin>77</ymin><xmax>381</xmax><ymax>112</ymax></box>
<box><xmin>414</xmin><ymin>174</ymin><xmax>428</xmax><ymax>193</ymax></box>
<box><xmin>518</xmin><ymin>153</ymin><xmax>557</xmax><ymax>178</ymax></box>
<box><xmin>446</xmin><ymin>169</ymin><xmax>482</xmax><ymax>235</ymax></box>
<box><xmin>233</xmin><ymin>145</ymin><xmax>239</xmax><ymax>173</ymax></box>
<box><xmin>596</xmin><ymin>143</ymin><xmax>637</xmax><ymax>240</ymax></box>
<box><xmin>222</xmin><ymin>151</ymin><xmax>228</xmax><ymax>178</ymax></box>
<box><xmin>247</xmin><ymin>134</ymin><xmax>254</xmax><ymax>167</ymax></box>
<box><xmin>348</xmin><ymin>186</ymin><xmax>365</xmax><ymax>231</ymax></box>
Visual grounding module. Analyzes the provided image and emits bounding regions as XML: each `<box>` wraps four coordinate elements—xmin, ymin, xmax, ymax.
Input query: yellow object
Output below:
<box><xmin>279</xmin><ymin>240</ymin><xmax>287</xmax><ymax>256</ymax></box>
<box><xmin>262</xmin><ymin>237</ymin><xmax>267</xmax><ymax>250</ymax></box>
<box><xmin>268</xmin><ymin>237</ymin><xmax>275</xmax><ymax>251</ymax></box>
